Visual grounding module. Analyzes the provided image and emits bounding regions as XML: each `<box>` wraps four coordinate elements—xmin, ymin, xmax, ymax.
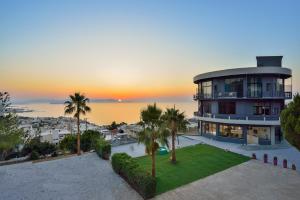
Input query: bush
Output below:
<box><xmin>30</xmin><ymin>151</ymin><xmax>40</xmax><ymax>160</ymax></box>
<box><xmin>95</xmin><ymin>138</ymin><xmax>111</xmax><ymax>160</ymax></box>
<box><xmin>51</xmin><ymin>151</ymin><xmax>58</xmax><ymax>157</ymax></box>
<box><xmin>59</xmin><ymin>135</ymin><xmax>77</xmax><ymax>153</ymax></box>
<box><xmin>281</xmin><ymin>93</ymin><xmax>300</xmax><ymax>150</ymax></box>
<box><xmin>60</xmin><ymin>130</ymin><xmax>103</xmax><ymax>153</ymax></box>
<box><xmin>81</xmin><ymin>130</ymin><xmax>102</xmax><ymax>152</ymax></box>
<box><xmin>111</xmin><ymin>153</ymin><xmax>156</xmax><ymax>199</ymax></box>
<box><xmin>22</xmin><ymin>137</ymin><xmax>56</xmax><ymax>158</ymax></box>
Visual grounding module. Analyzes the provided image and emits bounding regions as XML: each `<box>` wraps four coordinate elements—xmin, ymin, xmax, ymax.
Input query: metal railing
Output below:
<box><xmin>216</xmin><ymin>92</ymin><xmax>237</xmax><ymax>98</ymax></box>
<box><xmin>194</xmin><ymin>112</ymin><xmax>280</xmax><ymax>121</ymax></box>
<box><xmin>194</xmin><ymin>87</ymin><xmax>292</xmax><ymax>100</ymax></box>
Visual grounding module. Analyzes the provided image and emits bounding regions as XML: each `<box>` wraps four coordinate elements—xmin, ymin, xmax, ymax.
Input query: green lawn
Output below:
<box><xmin>135</xmin><ymin>144</ymin><xmax>250</xmax><ymax>194</ymax></box>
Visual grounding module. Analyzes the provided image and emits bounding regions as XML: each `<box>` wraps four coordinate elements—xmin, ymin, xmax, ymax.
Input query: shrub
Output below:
<box><xmin>81</xmin><ymin>130</ymin><xmax>102</xmax><ymax>152</ymax></box>
<box><xmin>60</xmin><ymin>130</ymin><xmax>103</xmax><ymax>153</ymax></box>
<box><xmin>95</xmin><ymin>138</ymin><xmax>111</xmax><ymax>160</ymax></box>
<box><xmin>30</xmin><ymin>151</ymin><xmax>40</xmax><ymax>160</ymax></box>
<box><xmin>281</xmin><ymin>93</ymin><xmax>300</xmax><ymax>150</ymax></box>
<box><xmin>22</xmin><ymin>137</ymin><xmax>56</xmax><ymax>158</ymax></box>
<box><xmin>51</xmin><ymin>151</ymin><xmax>58</xmax><ymax>157</ymax></box>
<box><xmin>111</xmin><ymin>153</ymin><xmax>156</xmax><ymax>199</ymax></box>
<box><xmin>59</xmin><ymin>135</ymin><xmax>77</xmax><ymax>153</ymax></box>
<box><xmin>111</xmin><ymin>153</ymin><xmax>131</xmax><ymax>173</ymax></box>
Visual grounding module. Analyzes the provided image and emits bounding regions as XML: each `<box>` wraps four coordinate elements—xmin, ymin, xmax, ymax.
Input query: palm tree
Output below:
<box><xmin>64</xmin><ymin>92</ymin><xmax>91</xmax><ymax>155</ymax></box>
<box><xmin>138</xmin><ymin>103</ymin><xmax>169</xmax><ymax>177</ymax></box>
<box><xmin>162</xmin><ymin>105</ymin><xmax>188</xmax><ymax>163</ymax></box>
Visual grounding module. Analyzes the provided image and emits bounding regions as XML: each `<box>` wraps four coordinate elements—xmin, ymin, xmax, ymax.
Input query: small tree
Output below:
<box><xmin>281</xmin><ymin>93</ymin><xmax>300</xmax><ymax>150</ymax></box>
<box><xmin>0</xmin><ymin>92</ymin><xmax>24</xmax><ymax>160</ymax></box>
<box><xmin>138</xmin><ymin>103</ymin><xmax>169</xmax><ymax>177</ymax></box>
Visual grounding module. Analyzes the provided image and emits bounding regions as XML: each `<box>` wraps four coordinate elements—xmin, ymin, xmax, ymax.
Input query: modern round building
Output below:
<box><xmin>193</xmin><ymin>56</ymin><xmax>292</xmax><ymax>145</ymax></box>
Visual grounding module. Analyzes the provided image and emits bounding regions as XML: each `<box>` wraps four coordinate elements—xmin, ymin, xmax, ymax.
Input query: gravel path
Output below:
<box><xmin>0</xmin><ymin>153</ymin><xmax>142</xmax><ymax>200</ymax></box>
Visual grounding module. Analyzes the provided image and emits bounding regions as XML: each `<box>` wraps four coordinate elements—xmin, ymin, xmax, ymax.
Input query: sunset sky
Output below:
<box><xmin>1</xmin><ymin>0</ymin><xmax>300</xmax><ymax>102</ymax></box>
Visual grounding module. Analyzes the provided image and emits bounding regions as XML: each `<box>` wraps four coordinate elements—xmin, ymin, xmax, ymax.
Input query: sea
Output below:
<box><xmin>15</xmin><ymin>101</ymin><xmax>197</xmax><ymax>125</ymax></box>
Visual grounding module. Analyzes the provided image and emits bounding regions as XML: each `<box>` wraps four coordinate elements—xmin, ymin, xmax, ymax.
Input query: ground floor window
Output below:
<box><xmin>247</xmin><ymin>126</ymin><xmax>271</xmax><ymax>144</ymax></box>
<box><xmin>202</xmin><ymin>122</ymin><xmax>216</xmax><ymax>135</ymax></box>
<box><xmin>219</xmin><ymin>124</ymin><xmax>243</xmax><ymax>139</ymax></box>
<box><xmin>247</xmin><ymin>126</ymin><xmax>270</xmax><ymax>140</ymax></box>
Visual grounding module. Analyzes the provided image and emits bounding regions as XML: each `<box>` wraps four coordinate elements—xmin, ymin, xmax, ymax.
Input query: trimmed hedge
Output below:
<box><xmin>95</xmin><ymin>139</ymin><xmax>111</xmax><ymax>160</ymax></box>
<box><xmin>111</xmin><ymin>153</ymin><xmax>156</xmax><ymax>199</ymax></box>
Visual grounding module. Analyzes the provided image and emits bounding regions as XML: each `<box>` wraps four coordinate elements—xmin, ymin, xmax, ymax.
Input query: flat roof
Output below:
<box><xmin>193</xmin><ymin>66</ymin><xmax>292</xmax><ymax>83</ymax></box>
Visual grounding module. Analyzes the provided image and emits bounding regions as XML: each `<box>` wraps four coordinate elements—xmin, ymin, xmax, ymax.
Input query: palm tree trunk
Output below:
<box><xmin>171</xmin><ymin>131</ymin><xmax>176</xmax><ymax>163</ymax></box>
<box><xmin>77</xmin><ymin>115</ymin><xmax>81</xmax><ymax>155</ymax></box>
<box><xmin>151</xmin><ymin>144</ymin><xmax>156</xmax><ymax>177</ymax></box>
<box><xmin>171</xmin><ymin>121</ymin><xmax>176</xmax><ymax>163</ymax></box>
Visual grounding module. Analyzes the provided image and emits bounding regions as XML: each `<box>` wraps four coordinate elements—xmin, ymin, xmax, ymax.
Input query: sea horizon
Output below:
<box><xmin>14</xmin><ymin>101</ymin><xmax>197</xmax><ymax>125</ymax></box>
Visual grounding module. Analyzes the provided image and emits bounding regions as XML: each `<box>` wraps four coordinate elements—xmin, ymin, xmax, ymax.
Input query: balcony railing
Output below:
<box><xmin>216</xmin><ymin>92</ymin><xmax>237</xmax><ymax>98</ymax></box>
<box><xmin>193</xmin><ymin>93</ymin><xmax>213</xmax><ymax>100</ymax></box>
<box><xmin>194</xmin><ymin>112</ymin><xmax>280</xmax><ymax>121</ymax></box>
<box><xmin>194</xmin><ymin>85</ymin><xmax>292</xmax><ymax>100</ymax></box>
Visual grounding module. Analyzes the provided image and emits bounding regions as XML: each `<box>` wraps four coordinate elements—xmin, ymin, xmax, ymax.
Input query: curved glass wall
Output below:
<box><xmin>247</xmin><ymin>77</ymin><xmax>262</xmax><ymax>98</ymax></box>
<box><xmin>224</xmin><ymin>78</ymin><xmax>244</xmax><ymax>97</ymax></box>
<box><xmin>202</xmin><ymin>122</ymin><xmax>216</xmax><ymax>135</ymax></box>
<box><xmin>219</xmin><ymin>124</ymin><xmax>243</xmax><ymax>139</ymax></box>
<box><xmin>201</xmin><ymin>81</ymin><xmax>212</xmax><ymax>98</ymax></box>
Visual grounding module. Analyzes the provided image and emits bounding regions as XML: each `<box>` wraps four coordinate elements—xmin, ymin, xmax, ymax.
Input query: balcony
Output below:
<box><xmin>193</xmin><ymin>93</ymin><xmax>213</xmax><ymax>100</ymax></box>
<box><xmin>194</xmin><ymin>112</ymin><xmax>280</xmax><ymax>123</ymax></box>
<box><xmin>216</xmin><ymin>92</ymin><xmax>237</xmax><ymax>98</ymax></box>
<box><xmin>285</xmin><ymin>91</ymin><xmax>292</xmax><ymax>99</ymax></box>
<box><xmin>193</xmin><ymin>93</ymin><xmax>199</xmax><ymax>101</ymax></box>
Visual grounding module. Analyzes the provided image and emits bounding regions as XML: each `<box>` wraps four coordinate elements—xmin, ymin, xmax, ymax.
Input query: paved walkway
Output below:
<box><xmin>155</xmin><ymin>160</ymin><xmax>300</xmax><ymax>200</ymax></box>
<box><xmin>0</xmin><ymin>153</ymin><xmax>142</xmax><ymax>200</ymax></box>
<box><xmin>112</xmin><ymin>136</ymin><xmax>201</xmax><ymax>157</ymax></box>
<box><xmin>184</xmin><ymin>135</ymin><xmax>300</xmax><ymax>171</ymax></box>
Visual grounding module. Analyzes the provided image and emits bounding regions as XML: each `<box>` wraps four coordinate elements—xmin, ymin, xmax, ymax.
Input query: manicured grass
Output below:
<box><xmin>135</xmin><ymin>144</ymin><xmax>250</xmax><ymax>194</ymax></box>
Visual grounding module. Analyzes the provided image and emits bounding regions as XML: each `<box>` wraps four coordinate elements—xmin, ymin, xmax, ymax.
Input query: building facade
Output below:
<box><xmin>193</xmin><ymin>56</ymin><xmax>292</xmax><ymax>145</ymax></box>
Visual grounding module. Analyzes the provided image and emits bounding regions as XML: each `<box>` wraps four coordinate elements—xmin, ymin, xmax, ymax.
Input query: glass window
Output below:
<box><xmin>275</xmin><ymin>78</ymin><xmax>283</xmax><ymax>96</ymax></box>
<box><xmin>266</xmin><ymin>83</ymin><xmax>272</xmax><ymax>92</ymax></box>
<box><xmin>247</xmin><ymin>126</ymin><xmax>270</xmax><ymax>140</ymax></box>
<box><xmin>198</xmin><ymin>82</ymin><xmax>202</xmax><ymax>95</ymax></box>
<box><xmin>218</xmin><ymin>102</ymin><xmax>236</xmax><ymax>114</ymax></box>
<box><xmin>272</xmin><ymin>107</ymin><xmax>280</xmax><ymax>115</ymax></box>
<box><xmin>201</xmin><ymin>81</ymin><xmax>212</xmax><ymax>98</ymax></box>
<box><xmin>202</xmin><ymin>122</ymin><xmax>216</xmax><ymax>135</ymax></box>
<box><xmin>219</xmin><ymin>124</ymin><xmax>243</xmax><ymax>139</ymax></box>
<box><xmin>224</xmin><ymin>78</ymin><xmax>244</xmax><ymax>97</ymax></box>
<box><xmin>203</xmin><ymin>102</ymin><xmax>211</xmax><ymax>114</ymax></box>
<box><xmin>247</xmin><ymin>77</ymin><xmax>262</xmax><ymax>98</ymax></box>
<box><xmin>253</xmin><ymin>102</ymin><xmax>271</xmax><ymax>115</ymax></box>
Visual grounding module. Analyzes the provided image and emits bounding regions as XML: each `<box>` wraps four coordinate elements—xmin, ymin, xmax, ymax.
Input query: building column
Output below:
<box><xmin>216</xmin><ymin>123</ymin><xmax>220</xmax><ymax>137</ymax></box>
<box><xmin>270</xmin><ymin>126</ymin><xmax>275</xmax><ymax>145</ymax></box>
<box><xmin>243</xmin><ymin>125</ymin><xmax>248</xmax><ymax>145</ymax></box>
<box><xmin>198</xmin><ymin>120</ymin><xmax>202</xmax><ymax>135</ymax></box>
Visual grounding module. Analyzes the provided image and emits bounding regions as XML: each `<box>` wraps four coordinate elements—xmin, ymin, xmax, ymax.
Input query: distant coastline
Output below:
<box><xmin>12</xmin><ymin>96</ymin><xmax>193</xmax><ymax>105</ymax></box>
